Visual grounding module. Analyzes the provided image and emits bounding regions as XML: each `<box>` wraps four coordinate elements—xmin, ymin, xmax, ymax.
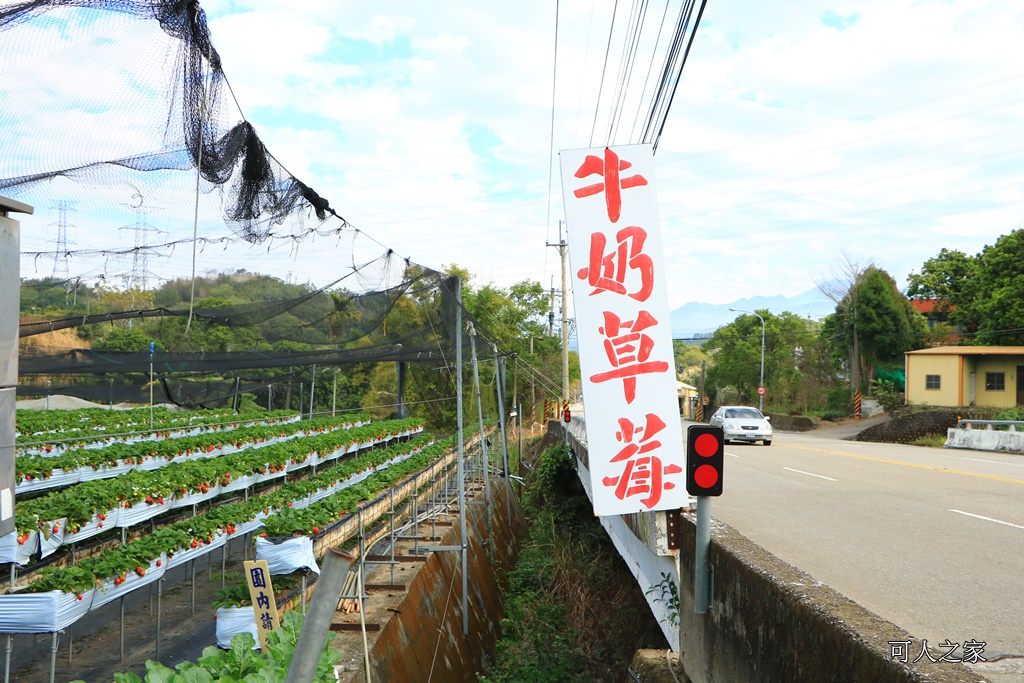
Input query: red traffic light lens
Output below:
<box><xmin>693</xmin><ymin>464</ymin><xmax>719</xmax><ymax>488</ymax></box>
<box><xmin>694</xmin><ymin>433</ymin><xmax>718</xmax><ymax>457</ymax></box>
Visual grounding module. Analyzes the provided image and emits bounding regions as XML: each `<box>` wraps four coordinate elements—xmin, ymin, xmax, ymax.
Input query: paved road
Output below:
<box><xmin>686</xmin><ymin>422</ymin><xmax>1024</xmax><ymax>681</ymax></box>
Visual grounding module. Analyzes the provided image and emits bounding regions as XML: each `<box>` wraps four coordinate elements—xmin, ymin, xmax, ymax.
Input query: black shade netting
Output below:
<box><xmin>0</xmin><ymin>0</ymin><xmax>337</xmax><ymax>250</ymax></box>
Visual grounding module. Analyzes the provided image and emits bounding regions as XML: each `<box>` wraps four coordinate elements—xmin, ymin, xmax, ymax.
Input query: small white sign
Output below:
<box><xmin>0</xmin><ymin>488</ymin><xmax>11</xmax><ymax>521</ymax></box>
<box><xmin>560</xmin><ymin>144</ymin><xmax>686</xmax><ymax>516</ymax></box>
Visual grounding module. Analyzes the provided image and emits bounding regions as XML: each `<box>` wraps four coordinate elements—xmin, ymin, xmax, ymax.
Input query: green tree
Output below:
<box><xmin>826</xmin><ymin>267</ymin><xmax>927</xmax><ymax>390</ymax></box>
<box><xmin>951</xmin><ymin>229</ymin><xmax>1024</xmax><ymax>344</ymax></box>
<box><xmin>702</xmin><ymin>310</ymin><xmax>817</xmax><ymax>410</ymax></box>
<box><xmin>906</xmin><ymin>247</ymin><xmax>976</xmax><ymax>313</ymax></box>
<box><xmin>91</xmin><ymin>326</ymin><xmax>158</xmax><ymax>352</ymax></box>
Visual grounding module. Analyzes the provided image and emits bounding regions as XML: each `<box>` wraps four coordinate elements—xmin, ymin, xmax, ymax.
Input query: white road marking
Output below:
<box><xmin>726</xmin><ymin>452</ymin><xmax>740</xmax><ymax>458</ymax></box>
<box><xmin>949</xmin><ymin>509</ymin><xmax>1024</xmax><ymax>531</ymax></box>
<box><xmin>783</xmin><ymin>467</ymin><xmax>838</xmax><ymax>482</ymax></box>
<box><xmin>965</xmin><ymin>457</ymin><xmax>1024</xmax><ymax>467</ymax></box>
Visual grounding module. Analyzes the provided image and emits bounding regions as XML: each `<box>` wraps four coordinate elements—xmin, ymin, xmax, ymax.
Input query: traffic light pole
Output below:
<box><xmin>694</xmin><ymin>496</ymin><xmax>711</xmax><ymax>614</ymax></box>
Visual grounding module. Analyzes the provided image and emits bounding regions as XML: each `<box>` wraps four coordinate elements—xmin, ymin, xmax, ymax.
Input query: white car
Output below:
<box><xmin>709</xmin><ymin>406</ymin><xmax>773</xmax><ymax>446</ymax></box>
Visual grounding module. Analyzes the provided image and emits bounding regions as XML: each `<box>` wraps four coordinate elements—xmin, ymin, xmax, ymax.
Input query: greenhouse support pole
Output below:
<box><xmin>518</xmin><ymin>402</ymin><xmax>523</xmax><ymax>476</ymax></box>
<box><xmin>119</xmin><ymin>597</ymin><xmax>125</xmax><ymax>660</ymax></box>
<box><xmin>221</xmin><ymin>541</ymin><xmax>227</xmax><ymax>588</ymax></box>
<box><xmin>191</xmin><ymin>559</ymin><xmax>196</xmax><ymax>614</ymax></box>
<box><xmin>4</xmin><ymin>633</ymin><xmax>12</xmax><ymax>683</ymax></box>
<box><xmin>493</xmin><ymin>345</ymin><xmax>511</xmax><ymax>527</ymax></box>
<box><xmin>455</xmin><ymin>278</ymin><xmax>469</xmax><ymax>636</ymax></box>
<box><xmin>48</xmin><ymin>632</ymin><xmax>57</xmax><ymax>683</ymax></box>
<box><xmin>468</xmin><ymin>325</ymin><xmax>489</xmax><ymax>527</ymax></box>
<box><xmin>298</xmin><ymin>383</ymin><xmax>304</xmax><ymax>419</ymax></box>
<box><xmin>149</xmin><ymin>341</ymin><xmax>155</xmax><ymax>430</ymax></box>
<box><xmin>332</xmin><ymin>371</ymin><xmax>337</xmax><ymax>417</ymax></box>
<box><xmin>309</xmin><ymin>365</ymin><xmax>316</xmax><ymax>420</ymax></box>
<box><xmin>155</xmin><ymin>577</ymin><xmax>163</xmax><ymax>662</ymax></box>
<box><xmin>301</xmin><ymin>574</ymin><xmax>307</xmax><ymax>615</ymax></box>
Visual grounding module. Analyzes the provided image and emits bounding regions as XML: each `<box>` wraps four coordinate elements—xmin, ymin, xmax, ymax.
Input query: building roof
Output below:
<box><xmin>906</xmin><ymin>346</ymin><xmax>1024</xmax><ymax>356</ymax></box>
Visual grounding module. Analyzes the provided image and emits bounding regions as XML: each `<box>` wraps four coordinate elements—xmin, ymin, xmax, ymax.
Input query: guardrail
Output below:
<box><xmin>954</xmin><ymin>419</ymin><xmax>1024</xmax><ymax>430</ymax></box>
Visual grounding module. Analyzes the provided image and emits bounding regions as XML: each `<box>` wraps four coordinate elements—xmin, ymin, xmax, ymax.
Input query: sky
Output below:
<box><xmin>3</xmin><ymin>0</ymin><xmax>1023</xmax><ymax>319</ymax></box>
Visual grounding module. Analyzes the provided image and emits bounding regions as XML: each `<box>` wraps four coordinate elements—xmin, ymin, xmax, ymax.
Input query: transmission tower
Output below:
<box><xmin>48</xmin><ymin>201</ymin><xmax>76</xmax><ymax>282</ymax></box>
<box><xmin>119</xmin><ymin>196</ymin><xmax>166</xmax><ymax>292</ymax></box>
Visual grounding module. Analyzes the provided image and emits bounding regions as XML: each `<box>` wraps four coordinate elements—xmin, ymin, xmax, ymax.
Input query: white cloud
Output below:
<box><xmin>3</xmin><ymin>0</ymin><xmax>1024</xmax><ymax>317</ymax></box>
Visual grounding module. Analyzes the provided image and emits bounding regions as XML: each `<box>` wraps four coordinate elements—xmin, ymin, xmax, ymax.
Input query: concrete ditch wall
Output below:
<box><xmin>358</xmin><ymin>479</ymin><xmax>528</xmax><ymax>683</ymax></box>
<box><xmin>676</xmin><ymin>513</ymin><xmax>985</xmax><ymax>683</ymax></box>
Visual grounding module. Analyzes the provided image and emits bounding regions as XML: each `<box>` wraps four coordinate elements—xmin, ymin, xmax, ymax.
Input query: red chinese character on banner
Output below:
<box><xmin>577</xmin><ymin>226</ymin><xmax>654</xmax><ymax>302</ymax></box>
<box><xmin>610</xmin><ymin>413</ymin><xmax>667</xmax><ymax>462</ymax></box>
<box><xmin>602</xmin><ymin>413</ymin><xmax>680</xmax><ymax>508</ymax></box>
<box><xmin>573</xmin><ymin>147</ymin><xmax>648</xmax><ymax>223</ymax></box>
<box><xmin>590</xmin><ymin>310</ymin><xmax>670</xmax><ymax>403</ymax></box>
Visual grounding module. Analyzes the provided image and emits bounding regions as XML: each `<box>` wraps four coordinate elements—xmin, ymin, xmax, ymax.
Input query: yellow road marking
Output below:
<box><xmin>785</xmin><ymin>444</ymin><xmax>1024</xmax><ymax>486</ymax></box>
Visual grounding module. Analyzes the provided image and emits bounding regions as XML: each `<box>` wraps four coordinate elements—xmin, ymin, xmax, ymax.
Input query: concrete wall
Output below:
<box><xmin>676</xmin><ymin>513</ymin><xmax>984</xmax><ymax>683</ymax></box>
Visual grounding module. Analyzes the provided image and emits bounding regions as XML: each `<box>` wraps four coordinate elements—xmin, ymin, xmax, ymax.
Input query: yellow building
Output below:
<box><xmin>677</xmin><ymin>381</ymin><xmax>698</xmax><ymax>416</ymax></box>
<box><xmin>905</xmin><ymin>346</ymin><xmax>1024</xmax><ymax>407</ymax></box>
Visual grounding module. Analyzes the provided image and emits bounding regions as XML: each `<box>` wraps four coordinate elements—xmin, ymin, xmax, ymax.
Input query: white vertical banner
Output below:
<box><xmin>560</xmin><ymin>143</ymin><xmax>685</xmax><ymax>516</ymax></box>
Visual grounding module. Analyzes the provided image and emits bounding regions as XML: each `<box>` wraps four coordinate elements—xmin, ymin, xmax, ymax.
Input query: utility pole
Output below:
<box><xmin>546</xmin><ymin>221</ymin><xmax>570</xmax><ymax>403</ymax></box>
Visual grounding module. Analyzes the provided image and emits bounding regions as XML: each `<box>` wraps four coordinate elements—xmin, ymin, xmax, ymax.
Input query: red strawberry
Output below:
<box><xmin>77</xmin><ymin>594</ymin><xmax>83</xmax><ymax>601</ymax></box>
<box><xmin>156</xmin><ymin>560</ymin><xmax>163</xmax><ymax>567</ymax></box>
<box><xmin>52</xmin><ymin>525</ymin><xmax>59</xmax><ymax>534</ymax></box>
<box><xmin>191</xmin><ymin>540</ymin><xmax>198</xmax><ymax>549</ymax></box>
<box><xmin>312</xmin><ymin>527</ymin><xmax>320</xmax><ymax>534</ymax></box>
<box><xmin>145</xmin><ymin>496</ymin><xmax>153</xmax><ymax>505</ymax></box>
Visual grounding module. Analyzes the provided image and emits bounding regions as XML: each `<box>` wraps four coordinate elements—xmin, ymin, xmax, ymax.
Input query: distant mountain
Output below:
<box><xmin>669</xmin><ymin>288</ymin><xmax>835</xmax><ymax>340</ymax></box>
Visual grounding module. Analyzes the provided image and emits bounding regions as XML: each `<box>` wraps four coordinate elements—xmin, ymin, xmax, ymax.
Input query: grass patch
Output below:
<box><xmin>480</xmin><ymin>444</ymin><xmax>664</xmax><ymax>683</ymax></box>
<box><xmin>911</xmin><ymin>433</ymin><xmax>947</xmax><ymax>448</ymax></box>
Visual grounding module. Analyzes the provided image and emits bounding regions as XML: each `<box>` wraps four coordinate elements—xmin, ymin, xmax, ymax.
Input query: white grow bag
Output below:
<box><xmin>255</xmin><ymin>536</ymin><xmax>319</xmax><ymax>575</ymax></box>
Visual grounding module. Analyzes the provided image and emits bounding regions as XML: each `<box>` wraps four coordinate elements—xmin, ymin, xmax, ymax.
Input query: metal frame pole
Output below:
<box><xmin>493</xmin><ymin>345</ymin><xmax>511</xmax><ymax>526</ymax></box>
<box><xmin>119</xmin><ymin>597</ymin><xmax>125</xmax><ymax>660</ymax></box>
<box><xmin>4</xmin><ymin>634</ymin><xmax>12</xmax><ymax>683</ymax></box>
<box><xmin>454</xmin><ymin>278</ymin><xmax>469</xmax><ymax>636</ymax></box>
<box><xmin>155</xmin><ymin>577</ymin><xmax>163</xmax><ymax>661</ymax></box>
<box><xmin>48</xmin><ymin>632</ymin><xmax>57</xmax><ymax>683</ymax></box>
<box><xmin>309</xmin><ymin>365</ymin><xmax>316</xmax><ymax>420</ymax></box>
<box><xmin>468</xmin><ymin>326</ymin><xmax>489</xmax><ymax>518</ymax></box>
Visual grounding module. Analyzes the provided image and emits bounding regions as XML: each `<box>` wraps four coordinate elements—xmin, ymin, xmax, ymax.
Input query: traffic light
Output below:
<box><xmin>563</xmin><ymin>409</ymin><xmax>571</xmax><ymax>423</ymax></box>
<box><xmin>686</xmin><ymin>425</ymin><xmax>724</xmax><ymax>496</ymax></box>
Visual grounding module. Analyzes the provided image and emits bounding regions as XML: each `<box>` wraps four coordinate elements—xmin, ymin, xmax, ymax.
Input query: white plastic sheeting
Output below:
<box><xmin>17</xmin><ymin>415</ymin><xmax>303</xmax><ymax>457</ymax></box>
<box><xmin>255</xmin><ymin>536</ymin><xmax>319</xmax><ymax>575</ymax></box>
<box><xmin>0</xmin><ymin>530</ymin><xmax>36</xmax><ymax>565</ymax></box>
<box><xmin>14</xmin><ymin>420</ymin><xmax>357</xmax><ymax>494</ymax></box>
<box><xmin>0</xmin><ymin>589</ymin><xmax>95</xmax><ymax>633</ymax></box>
<box><xmin>215</xmin><ymin>606</ymin><xmax>260</xmax><ymax>650</ymax></box>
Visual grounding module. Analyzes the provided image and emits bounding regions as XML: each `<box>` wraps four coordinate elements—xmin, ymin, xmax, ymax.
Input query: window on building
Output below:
<box><xmin>986</xmin><ymin>372</ymin><xmax>1005</xmax><ymax>391</ymax></box>
<box><xmin>925</xmin><ymin>375</ymin><xmax>941</xmax><ymax>390</ymax></box>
